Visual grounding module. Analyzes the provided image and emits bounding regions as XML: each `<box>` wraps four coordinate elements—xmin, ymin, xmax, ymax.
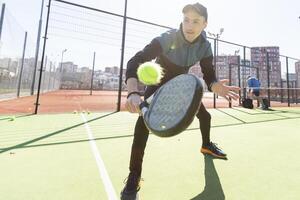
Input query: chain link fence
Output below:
<box><xmin>0</xmin><ymin>0</ymin><xmax>299</xmax><ymax>114</ymax></box>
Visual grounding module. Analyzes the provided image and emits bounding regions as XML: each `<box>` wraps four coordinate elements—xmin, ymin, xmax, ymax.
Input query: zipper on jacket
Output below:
<box><xmin>185</xmin><ymin>45</ymin><xmax>190</xmax><ymax>67</ymax></box>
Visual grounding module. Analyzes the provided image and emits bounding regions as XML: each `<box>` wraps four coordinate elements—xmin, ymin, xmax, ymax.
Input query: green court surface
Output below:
<box><xmin>1</xmin><ymin>107</ymin><xmax>300</xmax><ymax>200</ymax></box>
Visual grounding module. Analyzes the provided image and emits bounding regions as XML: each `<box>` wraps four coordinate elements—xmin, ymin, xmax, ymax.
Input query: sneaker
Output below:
<box><xmin>120</xmin><ymin>172</ymin><xmax>141</xmax><ymax>200</ymax></box>
<box><xmin>201</xmin><ymin>142</ymin><xmax>227</xmax><ymax>159</ymax></box>
<box><xmin>260</xmin><ymin>106</ymin><xmax>268</xmax><ymax>110</ymax></box>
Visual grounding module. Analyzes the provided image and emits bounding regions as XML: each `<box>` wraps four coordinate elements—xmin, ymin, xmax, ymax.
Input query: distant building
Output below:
<box><xmin>60</xmin><ymin>61</ymin><xmax>78</xmax><ymax>73</ymax></box>
<box><xmin>216</xmin><ymin>55</ymin><xmax>238</xmax><ymax>81</ymax></box>
<box><xmin>251</xmin><ymin>46</ymin><xmax>281</xmax><ymax>88</ymax></box>
<box><xmin>287</xmin><ymin>73</ymin><xmax>297</xmax><ymax>81</ymax></box>
<box><xmin>0</xmin><ymin>58</ymin><xmax>13</xmax><ymax>77</ymax></box>
<box><xmin>105</xmin><ymin>66</ymin><xmax>119</xmax><ymax>75</ymax></box>
<box><xmin>282</xmin><ymin>73</ymin><xmax>298</xmax><ymax>88</ymax></box>
<box><xmin>215</xmin><ymin>55</ymin><xmax>253</xmax><ymax>88</ymax></box>
<box><xmin>80</xmin><ymin>67</ymin><xmax>90</xmax><ymax>73</ymax></box>
<box><xmin>295</xmin><ymin>61</ymin><xmax>300</xmax><ymax>88</ymax></box>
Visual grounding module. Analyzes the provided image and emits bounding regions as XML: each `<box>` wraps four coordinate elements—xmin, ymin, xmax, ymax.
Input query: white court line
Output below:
<box><xmin>81</xmin><ymin>113</ymin><xmax>118</xmax><ymax>200</ymax></box>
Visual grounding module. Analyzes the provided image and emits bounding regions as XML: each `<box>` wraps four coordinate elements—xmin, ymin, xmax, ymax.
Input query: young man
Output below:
<box><xmin>247</xmin><ymin>75</ymin><xmax>267</xmax><ymax>109</ymax></box>
<box><xmin>122</xmin><ymin>3</ymin><xmax>240</xmax><ymax>199</ymax></box>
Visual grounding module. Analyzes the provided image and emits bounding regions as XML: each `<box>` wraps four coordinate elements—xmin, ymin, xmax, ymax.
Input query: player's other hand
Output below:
<box><xmin>125</xmin><ymin>94</ymin><xmax>142</xmax><ymax>113</ymax></box>
<box><xmin>212</xmin><ymin>79</ymin><xmax>240</xmax><ymax>102</ymax></box>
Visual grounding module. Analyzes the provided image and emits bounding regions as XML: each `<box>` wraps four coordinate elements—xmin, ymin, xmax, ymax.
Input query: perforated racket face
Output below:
<box><xmin>145</xmin><ymin>74</ymin><xmax>202</xmax><ymax>137</ymax></box>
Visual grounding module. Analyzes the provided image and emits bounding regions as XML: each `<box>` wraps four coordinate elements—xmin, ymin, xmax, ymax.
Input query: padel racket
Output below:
<box><xmin>140</xmin><ymin>74</ymin><xmax>203</xmax><ymax>137</ymax></box>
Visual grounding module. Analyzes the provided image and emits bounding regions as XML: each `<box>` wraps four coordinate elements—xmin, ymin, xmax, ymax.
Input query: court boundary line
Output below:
<box><xmin>81</xmin><ymin>113</ymin><xmax>118</xmax><ymax>200</ymax></box>
<box><xmin>216</xmin><ymin>108</ymin><xmax>247</xmax><ymax>123</ymax></box>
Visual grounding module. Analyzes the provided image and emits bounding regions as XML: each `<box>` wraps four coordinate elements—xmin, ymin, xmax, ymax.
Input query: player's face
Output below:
<box><xmin>182</xmin><ymin>10</ymin><xmax>207</xmax><ymax>42</ymax></box>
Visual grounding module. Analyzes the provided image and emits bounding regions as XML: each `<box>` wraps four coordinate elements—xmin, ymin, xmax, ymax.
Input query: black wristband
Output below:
<box><xmin>208</xmin><ymin>81</ymin><xmax>218</xmax><ymax>92</ymax></box>
<box><xmin>127</xmin><ymin>91</ymin><xmax>142</xmax><ymax>99</ymax></box>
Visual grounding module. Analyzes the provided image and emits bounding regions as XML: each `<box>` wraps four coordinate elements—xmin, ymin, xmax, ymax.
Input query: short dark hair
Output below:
<box><xmin>182</xmin><ymin>3</ymin><xmax>208</xmax><ymax>21</ymax></box>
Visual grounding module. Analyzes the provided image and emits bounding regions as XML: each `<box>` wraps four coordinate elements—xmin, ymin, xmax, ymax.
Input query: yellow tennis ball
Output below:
<box><xmin>137</xmin><ymin>62</ymin><xmax>163</xmax><ymax>85</ymax></box>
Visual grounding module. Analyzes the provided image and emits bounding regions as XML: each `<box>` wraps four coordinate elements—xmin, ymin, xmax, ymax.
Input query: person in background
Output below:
<box><xmin>247</xmin><ymin>75</ymin><xmax>267</xmax><ymax>109</ymax></box>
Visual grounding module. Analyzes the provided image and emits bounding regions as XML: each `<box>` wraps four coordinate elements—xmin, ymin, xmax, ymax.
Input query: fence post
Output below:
<box><xmin>90</xmin><ymin>52</ymin><xmax>96</xmax><ymax>95</ymax></box>
<box><xmin>237</xmin><ymin>55</ymin><xmax>241</xmax><ymax>105</ymax></box>
<box><xmin>280</xmin><ymin>79</ymin><xmax>283</xmax><ymax>103</ymax></box>
<box><xmin>296</xmin><ymin>80</ymin><xmax>298</xmax><ymax>104</ymax></box>
<box><xmin>34</xmin><ymin>0</ymin><xmax>52</xmax><ymax>114</ymax></box>
<box><xmin>17</xmin><ymin>32</ymin><xmax>27</xmax><ymax>97</ymax></box>
<box><xmin>0</xmin><ymin>3</ymin><xmax>5</xmax><ymax>41</ymax></box>
<box><xmin>256</xmin><ymin>67</ymin><xmax>259</xmax><ymax>80</ymax></box>
<box><xmin>229</xmin><ymin>64</ymin><xmax>232</xmax><ymax>108</ymax></box>
<box><xmin>266</xmin><ymin>51</ymin><xmax>271</xmax><ymax>105</ymax></box>
<box><xmin>41</xmin><ymin>55</ymin><xmax>47</xmax><ymax>93</ymax></box>
<box><xmin>242</xmin><ymin>46</ymin><xmax>246</xmax><ymax>92</ymax></box>
<box><xmin>256</xmin><ymin>67</ymin><xmax>260</xmax><ymax>107</ymax></box>
<box><xmin>213</xmin><ymin>38</ymin><xmax>217</xmax><ymax>108</ymax></box>
<box><xmin>117</xmin><ymin>0</ymin><xmax>128</xmax><ymax>112</ymax></box>
<box><xmin>286</xmin><ymin>57</ymin><xmax>290</xmax><ymax>106</ymax></box>
<box><xmin>31</xmin><ymin>0</ymin><xmax>45</xmax><ymax>95</ymax></box>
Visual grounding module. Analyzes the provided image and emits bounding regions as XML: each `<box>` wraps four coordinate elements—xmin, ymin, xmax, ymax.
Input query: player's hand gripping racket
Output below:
<box><xmin>139</xmin><ymin>74</ymin><xmax>203</xmax><ymax>137</ymax></box>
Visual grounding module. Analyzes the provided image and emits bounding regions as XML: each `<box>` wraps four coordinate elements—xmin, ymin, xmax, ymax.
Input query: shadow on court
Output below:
<box><xmin>0</xmin><ymin>112</ymin><xmax>117</xmax><ymax>154</ymax></box>
<box><xmin>190</xmin><ymin>155</ymin><xmax>225</xmax><ymax>200</ymax></box>
<box><xmin>2</xmin><ymin>108</ymin><xmax>300</xmax><ymax>153</ymax></box>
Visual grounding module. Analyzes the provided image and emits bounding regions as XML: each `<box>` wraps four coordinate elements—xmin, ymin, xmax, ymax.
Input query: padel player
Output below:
<box><xmin>122</xmin><ymin>3</ymin><xmax>240</xmax><ymax>199</ymax></box>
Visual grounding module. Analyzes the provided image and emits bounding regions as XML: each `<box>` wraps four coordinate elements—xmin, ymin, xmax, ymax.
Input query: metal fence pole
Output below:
<box><xmin>17</xmin><ymin>32</ymin><xmax>28</xmax><ymax>97</ymax></box>
<box><xmin>237</xmin><ymin>55</ymin><xmax>241</xmax><ymax>105</ymax></box>
<box><xmin>229</xmin><ymin>64</ymin><xmax>232</xmax><ymax>108</ymax></box>
<box><xmin>242</xmin><ymin>46</ymin><xmax>246</xmax><ymax>95</ymax></box>
<box><xmin>90</xmin><ymin>52</ymin><xmax>96</xmax><ymax>95</ymax></box>
<box><xmin>292</xmin><ymin>81</ymin><xmax>296</xmax><ymax>103</ymax></box>
<box><xmin>31</xmin><ymin>0</ymin><xmax>45</xmax><ymax>95</ymax></box>
<box><xmin>286</xmin><ymin>57</ymin><xmax>290</xmax><ymax>106</ymax></box>
<box><xmin>0</xmin><ymin>3</ymin><xmax>5</xmax><ymax>41</ymax></box>
<box><xmin>256</xmin><ymin>67</ymin><xmax>260</xmax><ymax>107</ymax></box>
<box><xmin>280</xmin><ymin>79</ymin><xmax>283</xmax><ymax>103</ymax></box>
<box><xmin>42</xmin><ymin>55</ymin><xmax>47</xmax><ymax>92</ymax></box>
<box><xmin>34</xmin><ymin>0</ymin><xmax>52</xmax><ymax>114</ymax></box>
<box><xmin>213</xmin><ymin>38</ymin><xmax>217</xmax><ymax>108</ymax></box>
<box><xmin>296</xmin><ymin>80</ymin><xmax>298</xmax><ymax>104</ymax></box>
<box><xmin>266</xmin><ymin>51</ymin><xmax>271</xmax><ymax>105</ymax></box>
<box><xmin>117</xmin><ymin>0</ymin><xmax>128</xmax><ymax>112</ymax></box>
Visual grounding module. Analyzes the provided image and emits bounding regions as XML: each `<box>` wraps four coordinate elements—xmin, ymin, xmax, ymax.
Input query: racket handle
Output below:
<box><xmin>139</xmin><ymin>93</ymin><xmax>154</xmax><ymax>116</ymax></box>
<box><xmin>139</xmin><ymin>101</ymin><xmax>149</xmax><ymax>116</ymax></box>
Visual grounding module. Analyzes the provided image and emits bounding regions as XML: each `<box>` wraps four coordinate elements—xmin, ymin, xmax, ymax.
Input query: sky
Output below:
<box><xmin>0</xmin><ymin>0</ymin><xmax>299</xmax><ymax>73</ymax></box>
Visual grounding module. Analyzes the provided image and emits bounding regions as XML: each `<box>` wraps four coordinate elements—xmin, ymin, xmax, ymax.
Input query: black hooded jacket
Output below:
<box><xmin>126</xmin><ymin>26</ymin><xmax>217</xmax><ymax>98</ymax></box>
